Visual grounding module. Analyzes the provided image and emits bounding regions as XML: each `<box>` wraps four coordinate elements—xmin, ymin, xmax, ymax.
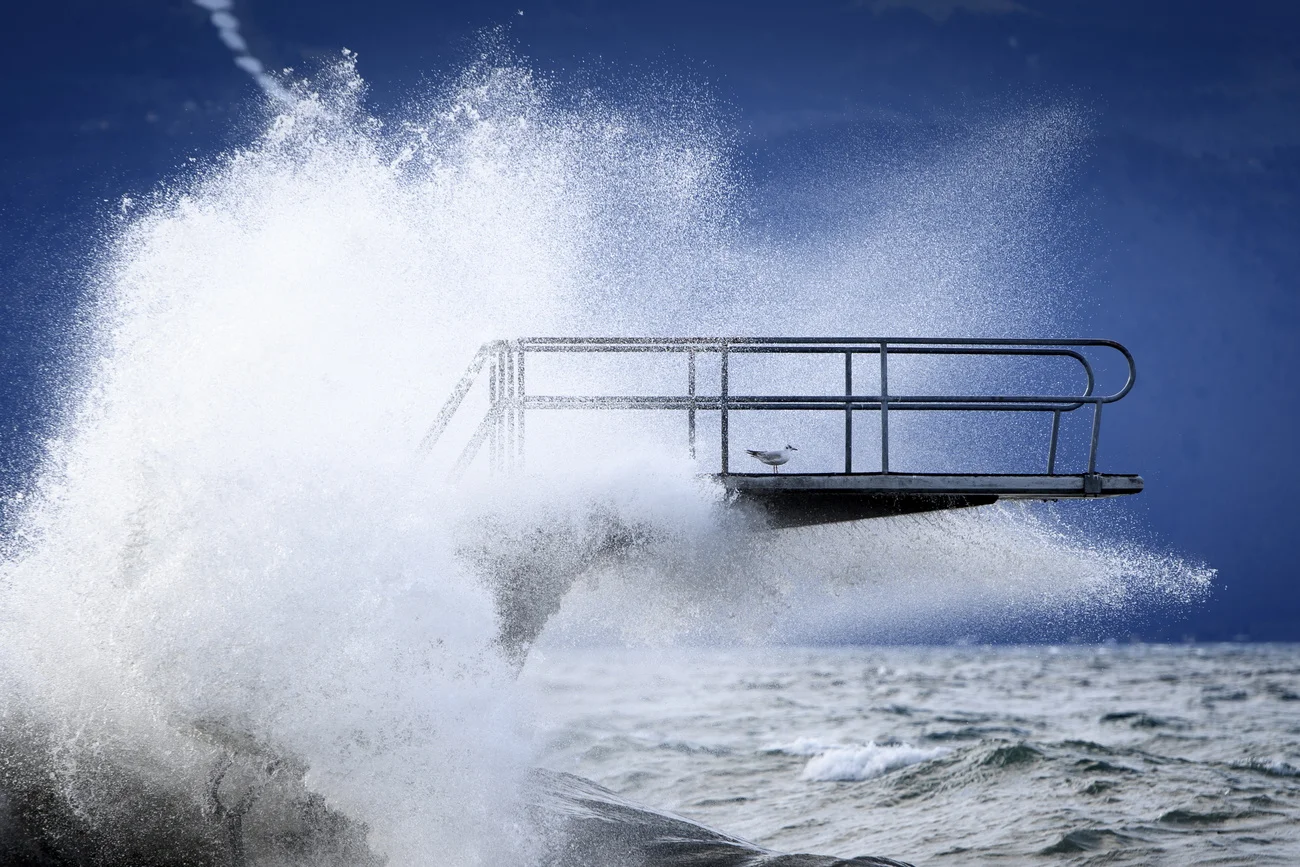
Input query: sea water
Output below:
<box><xmin>0</xmin><ymin>50</ymin><xmax>1221</xmax><ymax>864</ymax></box>
<box><xmin>527</xmin><ymin>644</ymin><xmax>1300</xmax><ymax>865</ymax></box>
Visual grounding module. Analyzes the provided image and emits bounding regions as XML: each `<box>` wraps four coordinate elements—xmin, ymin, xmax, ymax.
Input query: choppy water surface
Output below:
<box><xmin>526</xmin><ymin>643</ymin><xmax>1300</xmax><ymax>865</ymax></box>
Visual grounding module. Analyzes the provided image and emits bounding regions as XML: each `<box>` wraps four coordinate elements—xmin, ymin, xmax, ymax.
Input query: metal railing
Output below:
<box><xmin>420</xmin><ymin>338</ymin><xmax>1136</xmax><ymax>480</ymax></box>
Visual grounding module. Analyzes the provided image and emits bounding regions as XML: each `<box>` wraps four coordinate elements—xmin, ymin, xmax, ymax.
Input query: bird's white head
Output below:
<box><xmin>786</xmin><ymin>444</ymin><xmax>798</xmax><ymax>451</ymax></box>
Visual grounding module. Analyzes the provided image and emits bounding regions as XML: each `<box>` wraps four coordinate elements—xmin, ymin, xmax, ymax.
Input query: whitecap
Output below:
<box><xmin>800</xmin><ymin>742</ymin><xmax>950</xmax><ymax>782</ymax></box>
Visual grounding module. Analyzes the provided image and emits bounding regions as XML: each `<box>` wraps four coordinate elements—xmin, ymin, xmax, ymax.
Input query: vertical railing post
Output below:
<box><xmin>1047</xmin><ymin>410</ymin><xmax>1060</xmax><ymax>475</ymax></box>
<box><xmin>879</xmin><ymin>341</ymin><xmax>890</xmax><ymax>474</ymax></box>
<box><xmin>488</xmin><ymin>349</ymin><xmax>498</xmax><ymax>475</ymax></box>
<box><xmin>516</xmin><ymin>341</ymin><xmax>525</xmax><ymax>472</ymax></box>
<box><xmin>687</xmin><ymin>349</ymin><xmax>697</xmax><ymax>461</ymax></box>
<box><xmin>720</xmin><ymin>342</ymin><xmax>730</xmax><ymax>474</ymax></box>
<box><xmin>498</xmin><ymin>346</ymin><xmax>507</xmax><ymax>473</ymax></box>
<box><xmin>504</xmin><ymin>345</ymin><xmax>515</xmax><ymax>473</ymax></box>
<box><xmin>1088</xmin><ymin>401</ymin><xmax>1102</xmax><ymax>473</ymax></box>
<box><xmin>844</xmin><ymin>351</ymin><xmax>853</xmax><ymax>473</ymax></box>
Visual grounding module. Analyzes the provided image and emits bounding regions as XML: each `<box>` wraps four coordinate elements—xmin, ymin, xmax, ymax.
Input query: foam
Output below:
<box><xmin>765</xmin><ymin>740</ymin><xmax>950</xmax><ymax>782</ymax></box>
<box><xmin>763</xmin><ymin>737</ymin><xmax>841</xmax><ymax>757</ymax></box>
<box><xmin>1235</xmin><ymin>758</ymin><xmax>1300</xmax><ymax>778</ymax></box>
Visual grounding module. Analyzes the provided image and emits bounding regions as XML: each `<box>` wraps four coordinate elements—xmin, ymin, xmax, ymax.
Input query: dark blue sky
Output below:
<box><xmin>2</xmin><ymin>1</ymin><xmax>1297</xmax><ymax>640</ymax></box>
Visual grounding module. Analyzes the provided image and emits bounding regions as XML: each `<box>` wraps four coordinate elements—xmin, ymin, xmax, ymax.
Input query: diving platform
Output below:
<box><xmin>421</xmin><ymin>337</ymin><xmax>1143</xmax><ymax>526</ymax></box>
<box><xmin>720</xmin><ymin>471</ymin><xmax>1143</xmax><ymax>528</ymax></box>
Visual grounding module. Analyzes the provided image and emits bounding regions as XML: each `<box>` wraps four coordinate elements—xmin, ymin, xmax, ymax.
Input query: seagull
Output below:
<box><xmin>745</xmin><ymin>444</ymin><xmax>798</xmax><ymax>473</ymax></box>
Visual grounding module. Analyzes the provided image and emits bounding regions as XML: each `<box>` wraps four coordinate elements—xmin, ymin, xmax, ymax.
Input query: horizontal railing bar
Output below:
<box><xmin>519</xmin><ymin>342</ymin><xmax>1107</xmax><ymax>399</ymax></box>
<box><xmin>523</xmin><ymin>403</ymin><xmax>1079</xmax><ymax>413</ymax></box>
<box><xmin>521</xmin><ymin>344</ymin><xmax>1094</xmax><ymax>361</ymax></box>
<box><xmin>524</xmin><ymin>344</ymin><xmax>1091</xmax><ymax>355</ymax></box>
<box><xmin>729</xmin><ymin>394</ymin><xmax>1107</xmax><ymax>404</ymax></box>
<box><xmin>736</xmin><ymin>402</ymin><xmax>1084</xmax><ymax>412</ymax></box>
<box><xmin>520</xmin><ymin>336</ymin><xmax>1130</xmax><ymax>347</ymax></box>
<box><xmin>522</xmin><ymin>394</ymin><xmax>1107</xmax><ymax>405</ymax></box>
<box><xmin>521</xmin><ymin>396</ymin><xmax>1089</xmax><ymax>412</ymax></box>
<box><xmin>522</xmin><ymin>344</ymin><xmax>1094</xmax><ymax>354</ymax></box>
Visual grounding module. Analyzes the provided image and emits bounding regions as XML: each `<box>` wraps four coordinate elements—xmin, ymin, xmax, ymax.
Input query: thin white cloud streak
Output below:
<box><xmin>192</xmin><ymin>0</ymin><xmax>292</xmax><ymax>104</ymax></box>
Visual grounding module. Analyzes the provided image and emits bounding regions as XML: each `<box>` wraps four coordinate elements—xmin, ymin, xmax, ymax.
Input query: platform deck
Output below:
<box><xmin>716</xmin><ymin>472</ymin><xmax>1143</xmax><ymax>527</ymax></box>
